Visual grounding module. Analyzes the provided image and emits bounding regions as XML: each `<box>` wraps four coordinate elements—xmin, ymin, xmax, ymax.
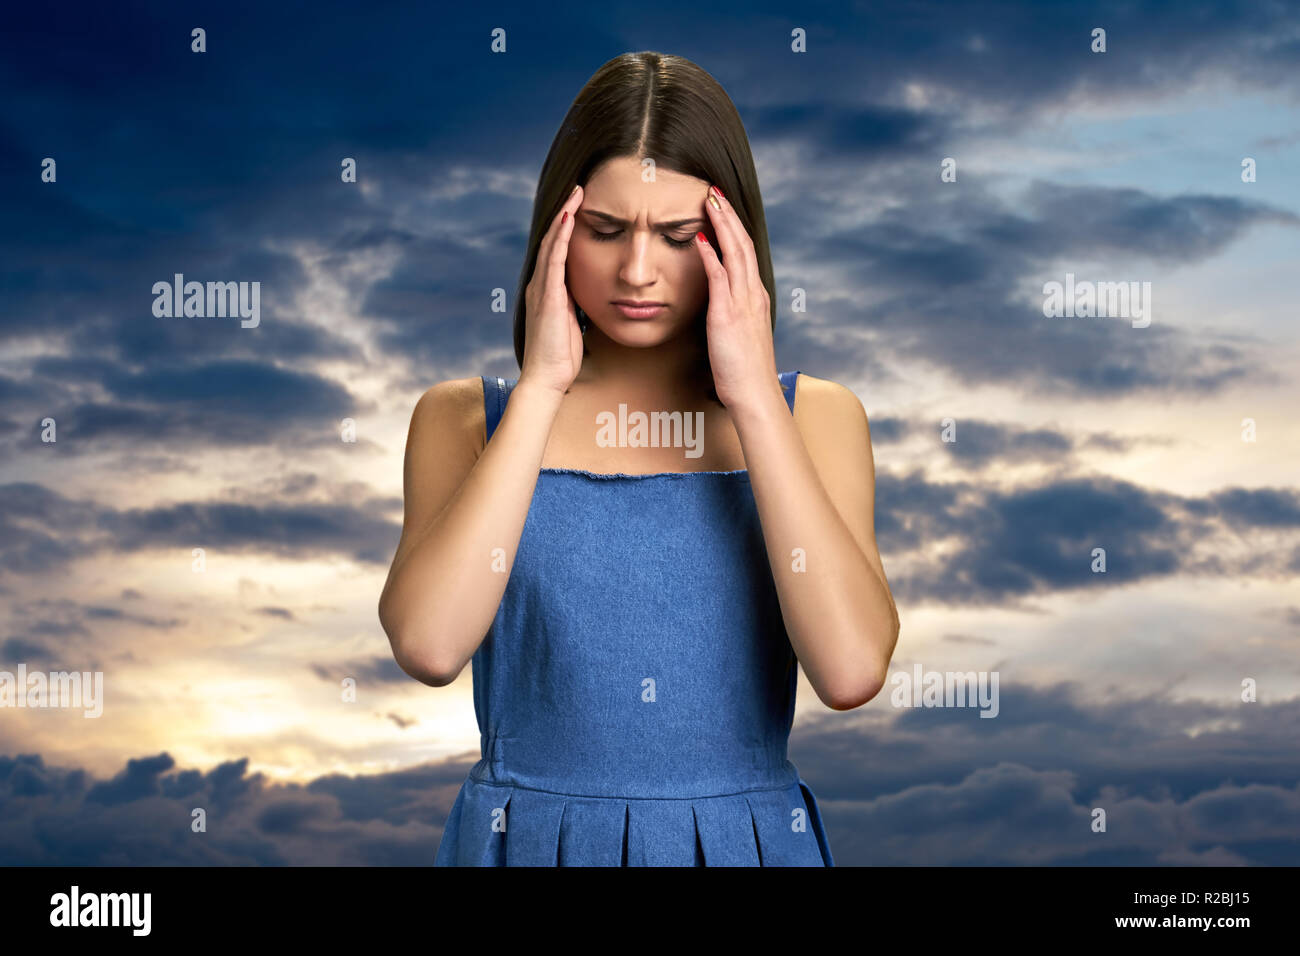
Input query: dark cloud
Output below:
<box><xmin>0</xmin><ymin>751</ymin><xmax>454</xmax><ymax>865</ymax></box>
<box><xmin>86</xmin><ymin>754</ymin><xmax>176</xmax><ymax>807</ymax></box>
<box><xmin>936</xmin><ymin>420</ymin><xmax>1073</xmax><ymax>467</ymax></box>
<box><xmin>0</xmin><ymin>481</ymin><xmax>401</xmax><ymax>578</ymax></box>
<box><xmin>1</xmin><ymin>683</ymin><xmax>1295</xmax><ymax>864</ymax></box>
<box><xmin>1211</xmin><ymin>487</ymin><xmax>1300</xmax><ymax>528</ymax></box>
<box><xmin>254</xmin><ymin>607</ymin><xmax>296</xmax><ymax>620</ymax></box>
<box><xmin>775</xmin><ymin>181</ymin><xmax>1286</xmax><ymax>398</ymax></box>
<box><xmin>862</xmin><ymin>416</ymin><xmax>907</xmax><ymax>444</ymax></box>
<box><xmin>877</xmin><ymin>472</ymin><xmax>1298</xmax><ymax>604</ymax></box>
<box><xmin>790</xmin><ymin>682</ymin><xmax>1300</xmax><ymax>865</ymax></box>
<box><xmin>3</xmin><ymin>461</ymin><xmax>1296</xmax><ymax>608</ymax></box>
<box><xmin>0</xmin><ymin>637</ymin><xmax>52</xmax><ymax>661</ymax></box>
<box><xmin>2</xmin><ymin>1</ymin><xmax>1294</xmax><ymax>404</ymax></box>
<box><xmin>8</xmin><ymin>359</ymin><xmax>367</xmax><ymax>456</ymax></box>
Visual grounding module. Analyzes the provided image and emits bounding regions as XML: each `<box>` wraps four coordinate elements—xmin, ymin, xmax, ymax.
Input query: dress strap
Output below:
<box><xmin>778</xmin><ymin>370</ymin><xmax>801</xmax><ymax>414</ymax></box>
<box><xmin>480</xmin><ymin>375</ymin><xmax>518</xmax><ymax>443</ymax></box>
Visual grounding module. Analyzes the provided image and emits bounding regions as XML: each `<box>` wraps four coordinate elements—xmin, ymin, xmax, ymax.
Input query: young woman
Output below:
<box><xmin>379</xmin><ymin>51</ymin><xmax>899</xmax><ymax>866</ymax></box>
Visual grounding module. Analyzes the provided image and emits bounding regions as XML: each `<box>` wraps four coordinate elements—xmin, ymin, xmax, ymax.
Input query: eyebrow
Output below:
<box><xmin>582</xmin><ymin>210</ymin><xmax>707</xmax><ymax>230</ymax></box>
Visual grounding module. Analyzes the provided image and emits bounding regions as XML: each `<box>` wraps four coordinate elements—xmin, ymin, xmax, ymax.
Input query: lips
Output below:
<box><xmin>612</xmin><ymin>301</ymin><xmax>667</xmax><ymax>319</ymax></box>
<box><xmin>612</xmin><ymin>300</ymin><xmax>666</xmax><ymax>307</ymax></box>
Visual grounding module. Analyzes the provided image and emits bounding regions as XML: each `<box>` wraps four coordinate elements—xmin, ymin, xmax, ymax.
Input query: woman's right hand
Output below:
<box><xmin>519</xmin><ymin>184</ymin><xmax>586</xmax><ymax>395</ymax></box>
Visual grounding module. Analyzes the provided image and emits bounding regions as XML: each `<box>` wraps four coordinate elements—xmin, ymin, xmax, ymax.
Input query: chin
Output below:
<box><xmin>585</xmin><ymin>299</ymin><xmax>703</xmax><ymax>343</ymax></box>
<box><xmin>593</xmin><ymin>321</ymin><xmax>670</xmax><ymax>346</ymax></box>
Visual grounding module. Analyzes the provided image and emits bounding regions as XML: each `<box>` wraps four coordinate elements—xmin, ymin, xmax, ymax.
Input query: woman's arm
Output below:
<box><xmin>732</xmin><ymin>374</ymin><xmax>899</xmax><ymax>710</ymax></box>
<box><xmin>378</xmin><ymin>377</ymin><xmax>564</xmax><ymax>685</ymax></box>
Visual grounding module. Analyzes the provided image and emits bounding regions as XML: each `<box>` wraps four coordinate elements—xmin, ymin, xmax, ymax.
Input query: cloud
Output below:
<box><xmin>0</xmin><ymin>480</ymin><xmax>401</xmax><ymax>579</ymax></box>
<box><xmin>876</xmin><ymin>472</ymin><xmax>1299</xmax><ymax>604</ymax></box>
<box><xmin>2</xmin><ymin>682</ymin><xmax>1295</xmax><ymax>865</ymax></box>
<box><xmin>3</xmin><ymin>466</ymin><xmax>1296</xmax><ymax>603</ymax></box>
<box><xmin>788</xmin><ymin>681</ymin><xmax>1300</xmax><ymax>864</ymax></box>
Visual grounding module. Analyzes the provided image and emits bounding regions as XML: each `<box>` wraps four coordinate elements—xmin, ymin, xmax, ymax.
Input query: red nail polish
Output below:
<box><xmin>562</xmin><ymin>211</ymin><xmax>568</xmax><ymax>224</ymax></box>
<box><xmin>712</xmin><ymin>185</ymin><xmax>724</xmax><ymax>199</ymax></box>
<box><xmin>696</xmin><ymin>231</ymin><xmax>707</xmax><ymax>243</ymax></box>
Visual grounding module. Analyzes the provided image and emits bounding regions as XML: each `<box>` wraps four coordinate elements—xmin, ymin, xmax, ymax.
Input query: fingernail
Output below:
<box><xmin>562</xmin><ymin>210</ymin><xmax>568</xmax><ymax>224</ymax></box>
<box><xmin>712</xmin><ymin>185</ymin><xmax>724</xmax><ymax>199</ymax></box>
<box><xmin>707</xmin><ymin>193</ymin><xmax>721</xmax><ymax>211</ymax></box>
<box><xmin>570</xmin><ymin>184</ymin><xmax>580</xmax><ymax>199</ymax></box>
<box><xmin>696</xmin><ymin>232</ymin><xmax>707</xmax><ymax>244</ymax></box>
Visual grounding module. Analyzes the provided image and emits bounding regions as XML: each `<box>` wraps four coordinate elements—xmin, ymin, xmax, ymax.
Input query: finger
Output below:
<box><xmin>544</xmin><ymin>184</ymin><xmax>583</xmax><ymax>262</ymax></box>
<box><xmin>547</xmin><ymin>186</ymin><xmax>583</xmax><ymax>291</ymax></box>
<box><xmin>702</xmin><ymin>185</ymin><xmax>754</xmax><ymax>296</ymax></box>
<box><xmin>537</xmin><ymin>185</ymin><xmax>584</xmax><ymax>296</ymax></box>
<box><xmin>694</xmin><ymin>230</ymin><xmax>731</xmax><ymax>312</ymax></box>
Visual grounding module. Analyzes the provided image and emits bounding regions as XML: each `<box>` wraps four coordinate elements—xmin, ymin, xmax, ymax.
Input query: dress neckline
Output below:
<box><xmin>540</xmin><ymin>466</ymin><xmax>749</xmax><ymax>481</ymax></box>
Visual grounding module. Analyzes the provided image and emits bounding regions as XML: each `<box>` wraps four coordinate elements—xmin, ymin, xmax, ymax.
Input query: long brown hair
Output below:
<box><xmin>511</xmin><ymin>51</ymin><xmax>776</xmax><ymax>403</ymax></box>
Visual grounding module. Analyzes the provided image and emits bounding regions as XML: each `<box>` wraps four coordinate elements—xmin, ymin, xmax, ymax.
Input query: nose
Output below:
<box><xmin>616</xmin><ymin>226</ymin><xmax>658</xmax><ymax>289</ymax></box>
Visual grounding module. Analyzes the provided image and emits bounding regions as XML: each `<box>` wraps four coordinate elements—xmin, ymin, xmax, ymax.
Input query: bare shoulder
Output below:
<box><xmin>789</xmin><ymin>373</ymin><xmax>880</xmax><ymax>558</ymax></box>
<box><xmin>387</xmin><ymin>377</ymin><xmax>487</xmax><ymax>586</ymax></box>
<box><xmin>410</xmin><ymin>376</ymin><xmax>488</xmax><ymax>460</ymax></box>
<box><xmin>791</xmin><ymin>372</ymin><xmax>871</xmax><ymax>443</ymax></box>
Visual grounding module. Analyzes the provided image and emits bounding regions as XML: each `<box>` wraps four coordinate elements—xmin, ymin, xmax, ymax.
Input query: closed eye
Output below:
<box><xmin>590</xmin><ymin>229</ymin><xmax>695</xmax><ymax>249</ymax></box>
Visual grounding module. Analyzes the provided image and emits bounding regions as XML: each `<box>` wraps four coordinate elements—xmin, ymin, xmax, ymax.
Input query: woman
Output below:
<box><xmin>378</xmin><ymin>51</ymin><xmax>899</xmax><ymax>866</ymax></box>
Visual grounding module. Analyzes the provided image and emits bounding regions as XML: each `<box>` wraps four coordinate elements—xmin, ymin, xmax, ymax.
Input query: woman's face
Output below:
<box><xmin>566</xmin><ymin>156</ymin><xmax>718</xmax><ymax>347</ymax></box>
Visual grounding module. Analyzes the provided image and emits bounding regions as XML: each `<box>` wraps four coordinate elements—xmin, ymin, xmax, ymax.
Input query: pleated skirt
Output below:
<box><xmin>434</xmin><ymin>774</ymin><xmax>835</xmax><ymax>866</ymax></box>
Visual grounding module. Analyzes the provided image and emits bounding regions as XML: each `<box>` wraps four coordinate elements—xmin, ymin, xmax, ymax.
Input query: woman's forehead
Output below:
<box><xmin>586</xmin><ymin>156</ymin><xmax>707</xmax><ymax>192</ymax></box>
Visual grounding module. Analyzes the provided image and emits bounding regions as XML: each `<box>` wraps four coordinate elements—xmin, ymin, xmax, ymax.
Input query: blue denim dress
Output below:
<box><xmin>433</xmin><ymin>369</ymin><xmax>834</xmax><ymax>866</ymax></box>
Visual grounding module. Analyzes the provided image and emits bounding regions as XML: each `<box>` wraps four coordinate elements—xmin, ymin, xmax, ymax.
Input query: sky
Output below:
<box><xmin>1</xmin><ymin>0</ymin><xmax>1298</xmax><ymax>865</ymax></box>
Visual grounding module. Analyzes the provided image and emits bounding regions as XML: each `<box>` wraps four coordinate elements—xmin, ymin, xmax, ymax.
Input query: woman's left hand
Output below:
<box><xmin>695</xmin><ymin>185</ymin><xmax>779</xmax><ymax>412</ymax></box>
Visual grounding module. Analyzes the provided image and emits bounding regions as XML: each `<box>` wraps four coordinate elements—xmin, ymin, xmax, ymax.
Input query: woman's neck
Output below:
<box><xmin>575</xmin><ymin>326</ymin><xmax>712</xmax><ymax>401</ymax></box>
